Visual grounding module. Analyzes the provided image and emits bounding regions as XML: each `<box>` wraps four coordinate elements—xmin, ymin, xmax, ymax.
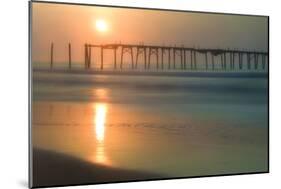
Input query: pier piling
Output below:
<box><xmin>161</xmin><ymin>48</ymin><xmax>164</xmax><ymax>69</ymax></box>
<box><xmin>173</xmin><ymin>48</ymin><xmax>176</xmax><ymax>69</ymax></box>
<box><xmin>114</xmin><ymin>48</ymin><xmax>117</xmax><ymax>69</ymax></box>
<box><xmin>254</xmin><ymin>53</ymin><xmax>258</xmax><ymax>70</ymax></box>
<box><xmin>100</xmin><ymin>46</ymin><xmax>103</xmax><ymax>70</ymax></box>
<box><xmin>205</xmin><ymin>52</ymin><xmax>208</xmax><ymax>70</ymax></box>
<box><xmin>68</xmin><ymin>43</ymin><xmax>71</xmax><ymax>69</ymax></box>
<box><xmin>262</xmin><ymin>54</ymin><xmax>266</xmax><ymax>70</ymax></box>
<box><xmin>50</xmin><ymin>42</ymin><xmax>54</xmax><ymax>69</ymax></box>
<box><xmin>190</xmin><ymin>50</ymin><xmax>193</xmax><ymax>70</ymax></box>
<box><xmin>194</xmin><ymin>51</ymin><xmax>197</xmax><ymax>69</ymax></box>
<box><xmin>53</xmin><ymin>42</ymin><xmax>268</xmax><ymax>72</ymax></box>
<box><xmin>183</xmin><ymin>50</ymin><xmax>186</xmax><ymax>70</ymax></box>
<box><xmin>211</xmin><ymin>53</ymin><xmax>214</xmax><ymax>70</ymax></box>
<box><xmin>223</xmin><ymin>52</ymin><xmax>226</xmax><ymax>70</ymax></box>
<box><xmin>84</xmin><ymin>44</ymin><xmax>88</xmax><ymax>69</ymax></box>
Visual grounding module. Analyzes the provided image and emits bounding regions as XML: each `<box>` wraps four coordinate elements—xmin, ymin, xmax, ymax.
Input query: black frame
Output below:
<box><xmin>28</xmin><ymin>0</ymin><xmax>269</xmax><ymax>188</ymax></box>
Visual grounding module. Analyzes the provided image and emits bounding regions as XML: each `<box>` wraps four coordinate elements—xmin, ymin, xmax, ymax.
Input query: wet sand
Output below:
<box><xmin>32</xmin><ymin>148</ymin><xmax>165</xmax><ymax>188</ymax></box>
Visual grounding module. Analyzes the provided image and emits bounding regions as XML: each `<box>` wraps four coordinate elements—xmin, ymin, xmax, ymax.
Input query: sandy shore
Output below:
<box><xmin>31</xmin><ymin>148</ymin><xmax>165</xmax><ymax>188</ymax></box>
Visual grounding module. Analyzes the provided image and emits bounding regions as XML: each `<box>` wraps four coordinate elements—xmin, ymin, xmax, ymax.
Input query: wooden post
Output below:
<box><xmin>211</xmin><ymin>53</ymin><xmax>214</xmax><ymax>70</ymax></box>
<box><xmin>130</xmin><ymin>47</ymin><xmax>134</xmax><ymax>69</ymax></box>
<box><xmin>239</xmin><ymin>53</ymin><xmax>243</xmax><ymax>70</ymax></box>
<box><xmin>194</xmin><ymin>51</ymin><xmax>197</xmax><ymax>70</ymax></box>
<box><xmin>148</xmin><ymin>48</ymin><xmax>151</xmax><ymax>70</ymax></box>
<box><xmin>168</xmin><ymin>49</ymin><xmax>171</xmax><ymax>69</ymax></box>
<box><xmin>84</xmin><ymin>44</ymin><xmax>88</xmax><ymax>69</ymax></box>
<box><xmin>183</xmin><ymin>50</ymin><xmax>186</xmax><ymax>70</ymax></box>
<box><xmin>241</xmin><ymin>53</ymin><xmax>243</xmax><ymax>70</ymax></box>
<box><xmin>238</xmin><ymin>53</ymin><xmax>240</xmax><ymax>70</ymax></box>
<box><xmin>190</xmin><ymin>50</ymin><xmax>193</xmax><ymax>70</ymax></box>
<box><xmin>232</xmin><ymin>52</ymin><xmax>235</xmax><ymax>70</ymax></box>
<box><xmin>136</xmin><ymin>48</ymin><xmax>139</xmax><ymax>69</ymax></box>
<box><xmin>173</xmin><ymin>48</ymin><xmax>176</xmax><ymax>69</ymax></box>
<box><xmin>161</xmin><ymin>48</ymin><xmax>164</xmax><ymax>69</ymax></box>
<box><xmin>50</xmin><ymin>43</ymin><xmax>54</xmax><ymax>69</ymax></box>
<box><xmin>144</xmin><ymin>48</ymin><xmax>147</xmax><ymax>70</ymax></box>
<box><xmin>114</xmin><ymin>48</ymin><xmax>117</xmax><ymax>70</ymax></box>
<box><xmin>88</xmin><ymin>46</ymin><xmax>91</xmax><ymax>69</ymax></box>
<box><xmin>180</xmin><ymin>49</ymin><xmax>183</xmax><ymax>70</ymax></box>
<box><xmin>156</xmin><ymin>49</ymin><xmax>159</xmax><ymax>70</ymax></box>
<box><xmin>229</xmin><ymin>53</ymin><xmax>232</xmax><ymax>70</ymax></box>
<box><xmin>68</xmin><ymin>43</ymin><xmax>71</xmax><ymax>69</ymax></box>
<box><xmin>254</xmin><ymin>53</ymin><xmax>258</xmax><ymax>70</ymax></box>
<box><xmin>205</xmin><ymin>52</ymin><xmax>208</xmax><ymax>70</ymax></box>
<box><xmin>247</xmin><ymin>53</ymin><xmax>251</xmax><ymax>70</ymax></box>
<box><xmin>223</xmin><ymin>52</ymin><xmax>226</xmax><ymax>70</ymax></box>
<box><xmin>120</xmin><ymin>47</ymin><xmax>124</xmax><ymax>69</ymax></box>
<box><xmin>229</xmin><ymin>53</ymin><xmax>231</xmax><ymax>70</ymax></box>
<box><xmin>100</xmin><ymin>46</ymin><xmax>103</xmax><ymax>70</ymax></box>
<box><xmin>262</xmin><ymin>54</ymin><xmax>266</xmax><ymax>70</ymax></box>
<box><xmin>221</xmin><ymin>54</ymin><xmax>223</xmax><ymax>70</ymax></box>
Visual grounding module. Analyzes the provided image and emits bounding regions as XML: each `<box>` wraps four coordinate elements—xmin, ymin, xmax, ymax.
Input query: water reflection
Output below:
<box><xmin>93</xmin><ymin>88</ymin><xmax>109</xmax><ymax>101</ymax></box>
<box><xmin>93</xmin><ymin>103</ymin><xmax>109</xmax><ymax>164</ymax></box>
<box><xmin>95</xmin><ymin>104</ymin><xmax>107</xmax><ymax>142</ymax></box>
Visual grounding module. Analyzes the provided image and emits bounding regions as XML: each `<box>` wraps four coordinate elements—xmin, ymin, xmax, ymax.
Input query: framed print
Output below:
<box><xmin>29</xmin><ymin>1</ymin><xmax>269</xmax><ymax>188</ymax></box>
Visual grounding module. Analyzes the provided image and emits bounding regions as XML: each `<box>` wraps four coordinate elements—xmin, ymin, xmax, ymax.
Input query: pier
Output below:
<box><xmin>49</xmin><ymin>43</ymin><xmax>268</xmax><ymax>71</ymax></box>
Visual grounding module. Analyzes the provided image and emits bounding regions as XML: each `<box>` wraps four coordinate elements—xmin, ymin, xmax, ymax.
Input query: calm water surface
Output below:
<box><xmin>32</xmin><ymin>70</ymin><xmax>268</xmax><ymax>176</ymax></box>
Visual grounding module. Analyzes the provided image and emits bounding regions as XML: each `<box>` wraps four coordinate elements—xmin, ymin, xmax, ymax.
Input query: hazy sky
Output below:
<box><xmin>32</xmin><ymin>2</ymin><xmax>268</xmax><ymax>65</ymax></box>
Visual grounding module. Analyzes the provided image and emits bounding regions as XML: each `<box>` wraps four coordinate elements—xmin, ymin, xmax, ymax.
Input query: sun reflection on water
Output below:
<box><xmin>92</xmin><ymin>103</ymin><xmax>109</xmax><ymax>165</ymax></box>
<box><xmin>95</xmin><ymin>103</ymin><xmax>107</xmax><ymax>142</ymax></box>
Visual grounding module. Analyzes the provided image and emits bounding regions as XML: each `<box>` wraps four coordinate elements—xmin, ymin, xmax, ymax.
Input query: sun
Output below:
<box><xmin>95</xmin><ymin>19</ymin><xmax>108</xmax><ymax>33</ymax></box>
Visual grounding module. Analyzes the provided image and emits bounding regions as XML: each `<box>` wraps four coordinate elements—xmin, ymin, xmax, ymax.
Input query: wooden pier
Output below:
<box><xmin>50</xmin><ymin>43</ymin><xmax>268</xmax><ymax>71</ymax></box>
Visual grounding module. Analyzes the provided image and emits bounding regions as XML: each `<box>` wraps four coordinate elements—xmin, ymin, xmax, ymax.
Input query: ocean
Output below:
<box><xmin>32</xmin><ymin>68</ymin><xmax>268</xmax><ymax>178</ymax></box>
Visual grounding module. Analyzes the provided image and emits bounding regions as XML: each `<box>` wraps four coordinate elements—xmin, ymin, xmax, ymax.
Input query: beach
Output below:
<box><xmin>32</xmin><ymin>148</ymin><xmax>164</xmax><ymax>187</ymax></box>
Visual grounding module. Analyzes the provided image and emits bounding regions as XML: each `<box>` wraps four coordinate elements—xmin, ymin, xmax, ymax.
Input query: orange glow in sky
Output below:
<box><xmin>32</xmin><ymin>2</ymin><xmax>268</xmax><ymax>64</ymax></box>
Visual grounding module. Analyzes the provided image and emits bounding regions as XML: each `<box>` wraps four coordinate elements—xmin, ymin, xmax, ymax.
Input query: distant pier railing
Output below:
<box><xmin>49</xmin><ymin>42</ymin><xmax>268</xmax><ymax>71</ymax></box>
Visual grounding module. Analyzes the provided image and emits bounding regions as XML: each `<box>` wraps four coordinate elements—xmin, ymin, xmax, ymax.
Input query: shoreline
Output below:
<box><xmin>31</xmin><ymin>148</ymin><xmax>165</xmax><ymax>188</ymax></box>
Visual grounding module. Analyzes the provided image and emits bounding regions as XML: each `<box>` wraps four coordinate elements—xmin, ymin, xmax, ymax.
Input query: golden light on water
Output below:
<box><xmin>92</xmin><ymin>103</ymin><xmax>109</xmax><ymax>165</ymax></box>
<box><xmin>94</xmin><ymin>103</ymin><xmax>107</xmax><ymax>142</ymax></box>
<box><xmin>96</xmin><ymin>145</ymin><xmax>107</xmax><ymax>164</ymax></box>
<box><xmin>93</xmin><ymin>88</ymin><xmax>109</xmax><ymax>101</ymax></box>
